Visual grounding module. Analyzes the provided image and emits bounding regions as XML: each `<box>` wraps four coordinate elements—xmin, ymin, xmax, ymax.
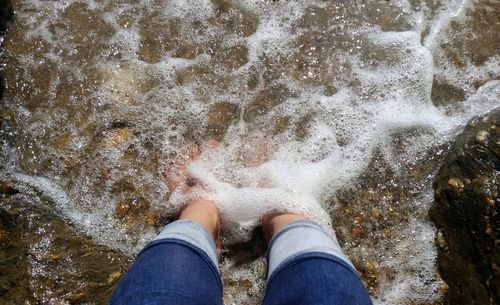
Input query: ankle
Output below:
<box><xmin>179</xmin><ymin>198</ymin><xmax>220</xmax><ymax>239</ymax></box>
<box><xmin>262</xmin><ymin>213</ymin><xmax>308</xmax><ymax>245</ymax></box>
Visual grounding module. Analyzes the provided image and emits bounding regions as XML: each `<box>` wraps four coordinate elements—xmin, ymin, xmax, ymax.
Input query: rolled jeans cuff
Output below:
<box><xmin>268</xmin><ymin>220</ymin><xmax>354</xmax><ymax>278</ymax></box>
<box><xmin>154</xmin><ymin>220</ymin><xmax>219</xmax><ymax>266</ymax></box>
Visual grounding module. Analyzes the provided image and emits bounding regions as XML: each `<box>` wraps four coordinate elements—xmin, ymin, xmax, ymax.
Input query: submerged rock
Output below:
<box><xmin>205</xmin><ymin>101</ymin><xmax>240</xmax><ymax>141</ymax></box>
<box><xmin>431</xmin><ymin>77</ymin><xmax>466</xmax><ymax>108</ymax></box>
<box><xmin>429</xmin><ymin>109</ymin><xmax>499</xmax><ymax>305</ymax></box>
<box><xmin>0</xmin><ymin>0</ymin><xmax>13</xmax><ymax>100</ymax></box>
<box><xmin>243</xmin><ymin>84</ymin><xmax>293</xmax><ymax>123</ymax></box>
<box><xmin>0</xmin><ymin>180</ymin><xmax>131</xmax><ymax>304</ymax></box>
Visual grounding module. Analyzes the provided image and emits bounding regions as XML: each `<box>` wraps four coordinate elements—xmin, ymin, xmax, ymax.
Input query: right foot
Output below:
<box><xmin>179</xmin><ymin>198</ymin><xmax>220</xmax><ymax>240</ymax></box>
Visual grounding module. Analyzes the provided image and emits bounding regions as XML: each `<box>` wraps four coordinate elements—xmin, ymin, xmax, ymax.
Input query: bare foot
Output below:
<box><xmin>166</xmin><ymin>143</ymin><xmax>201</xmax><ymax>195</ymax></box>
<box><xmin>179</xmin><ymin>198</ymin><xmax>220</xmax><ymax>239</ymax></box>
<box><xmin>262</xmin><ymin>212</ymin><xmax>308</xmax><ymax>245</ymax></box>
<box><xmin>166</xmin><ymin>142</ymin><xmax>220</xmax><ymax>240</ymax></box>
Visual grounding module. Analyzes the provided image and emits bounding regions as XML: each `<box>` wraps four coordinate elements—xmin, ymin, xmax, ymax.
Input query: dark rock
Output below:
<box><xmin>0</xmin><ymin>180</ymin><xmax>18</xmax><ymax>195</ymax></box>
<box><xmin>431</xmin><ymin>77</ymin><xmax>466</xmax><ymax>107</ymax></box>
<box><xmin>205</xmin><ymin>101</ymin><xmax>240</xmax><ymax>141</ymax></box>
<box><xmin>429</xmin><ymin>108</ymin><xmax>499</xmax><ymax>305</ymax></box>
<box><xmin>0</xmin><ymin>0</ymin><xmax>13</xmax><ymax>100</ymax></box>
<box><xmin>137</xmin><ymin>13</ymin><xmax>179</xmax><ymax>64</ymax></box>
<box><xmin>0</xmin><ymin>180</ymin><xmax>131</xmax><ymax>304</ymax></box>
<box><xmin>226</xmin><ymin>227</ymin><xmax>265</xmax><ymax>265</ymax></box>
<box><xmin>0</xmin><ymin>0</ymin><xmax>13</xmax><ymax>34</ymax></box>
<box><xmin>294</xmin><ymin>113</ymin><xmax>313</xmax><ymax>140</ymax></box>
<box><xmin>214</xmin><ymin>45</ymin><xmax>249</xmax><ymax>71</ymax></box>
<box><xmin>272</xmin><ymin>116</ymin><xmax>290</xmax><ymax>135</ymax></box>
<box><xmin>243</xmin><ymin>84</ymin><xmax>293</xmax><ymax>123</ymax></box>
<box><xmin>210</xmin><ymin>0</ymin><xmax>259</xmax><ymax>37</ymax></box>
<box><xmin>172</xmin><ymin>42</ymin><xmax>204</xmax><ymax>60</ymax></box>
<box><xmin>115</xmin><ymin>196</ymin><xmax>150</xmax><ymax>220</ymax></box>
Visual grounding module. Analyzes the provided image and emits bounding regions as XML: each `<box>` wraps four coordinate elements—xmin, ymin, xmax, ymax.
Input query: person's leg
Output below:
<box><xmin>109</xmin><ymin>199</ymin><xmax>222</xmax><ymax>305</ymax></box>
<box><xmin>262</xmin><ymin>214</ymin><xmax>373</xmax><ymax>305</ymax></box>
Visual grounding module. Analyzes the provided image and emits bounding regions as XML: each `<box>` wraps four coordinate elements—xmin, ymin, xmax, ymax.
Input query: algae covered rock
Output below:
<box><xmin>429</xmin><ymin>108</ymin><xmax>499</xmax><ymax>305</ymax></box>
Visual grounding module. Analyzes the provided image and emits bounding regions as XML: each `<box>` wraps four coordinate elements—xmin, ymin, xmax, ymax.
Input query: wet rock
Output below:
<box><xmin>0</xmin><ymin>181</ymin><xmax>131</xmax><ymax>304</ymax></box>
<box><xmin>429</xmin><ymin>108</ymin><xmax>499</xmax><ymax>305</ymax></box>
<box><xmin>323</xmin><ymin>84</ymin><xmax>337</xmax><ymax>97</ymax></box>
<box><xmin>0</xmin><ymin>0</ymin><xmax>12</xmax><ymax>101</ymax></box>
<box><xmin>98</xmin><ymin>61</ymin><xmax>160</xmax><ymax>105</ymax></box>
<box><xmin>475</xmin><ymin>130</ymin><xmax>489</xmax><ymax>145</ymax></box>
<box><xmin>246</xmin><ymin>70</ymin><xmax>260</xmax><ymax>90</ymax></box>
<box><xmin>272</xmin><ymin>116</ymin><xmax>290</xmax><ymax>135</ymax></box>
<box><xmin>111</xmin><ymin>178</ymin><xmax>137</xmax><ymax>194</ymax></box>
<box><xmin>172</xmin><ymin>43</ymin><xmax>204</xmax><ymax>60</ymax></box>
<box><xmin>0</xmin><ymin>180</ymin><xmax>18</xmax><ymax>195</ymax></box>
<box><xmin>55</xmin><ymin>2</ymin><xmax>115</xmax><ymax>60</ymax></box>
<box><xmin>205</xmin><ymin>101</ymin><xmax>240</xmax><ymax>141</ymax></box>
<box><xmin>431</xmin><ymin>77</ymin><xmax>466</xmax><ymax>108</ymax></box>
<box><xmin>210</xmin><ymin>0</ymin><xmax>259</xmax><ymax>37</ymax></box>
<box><xmin>176</xmin><ymin>63</ymin><xmax>230</xmax><ymax>88</ymax></box>
<box><xmin>243</xmin><ymin>84</ymin><xmax>293</xmax><ymax>123</ymax></box>
<box><xmin>214</xmin><ymin>45</ymin><xmax>249</xmax><ymax>71</ymax></box>
<box><xmin>0</xmin><ymin>0</ymin><xmax>13</xmax><ymax>34</ymax></box>
<box><xmin>362</xmin><ymin>2</ymin><xmax>413</xmax><ymax>31</ymax></box>
<box><xmin>294</xmin><ymin>114</ymin><xmax>313</xmax><ymax>140</ymax></box>
<box><xmin>102</xmin><ymin>127</ymin><xmax>133</xmax><ymax>148</ymax></box>
<box><xmin>137</xmin><ymin>13</ymin><xmax>179</xmax><ymax>64</ymax></box>
<box><xmin>221</xmin><ymin>256</ymin><xmax>266</xmax><ymax>305</ymax></box>
<box><xmin>115</xmin><ymin>196</ymin><xmax>151</xmax><ymax>219</ymax></box>
<box><xmin>441</xmin><ymin>2</ymin><xmax>500</xmax><ymax>67</ymax></box>
<box><xmin>332</xmin><ymin>146</ymin><xmax>447</xmax><ymax>299</ymax></box>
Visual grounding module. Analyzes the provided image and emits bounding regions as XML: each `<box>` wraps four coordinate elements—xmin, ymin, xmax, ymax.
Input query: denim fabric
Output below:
<box><xmin>267</xmin><ymin>220</ymin><xmax>354</xmax><ymax>278</ymax></box>
<box><xmin>263</xmin><ymin>220</ymin><xmax>373</xmax><ymax>305</ymax></box>
<box><xmin>110</xmin><ymin>219</ymin><xmax>372</xmax><ymax>305</ymax></box>
<box><xmin>263</xmin><ymin>252</ymin><xmax>373</xmax><ymax>305</ymax></box>
<box><xmin>109</xmin><ymin>239</ymin><xmax>223</xmax><ymax>305</ymax></box>
<box><xmin>154</xmin><ymin>220</ymin><xmax>219</xmax><ymax>266</ymax></box>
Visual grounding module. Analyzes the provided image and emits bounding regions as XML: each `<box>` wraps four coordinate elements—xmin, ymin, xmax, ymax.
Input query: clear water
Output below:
<box><xmin>1</xmin><ymin>0</ymin><xmax>499</xmax><ymax>304</ymax></box>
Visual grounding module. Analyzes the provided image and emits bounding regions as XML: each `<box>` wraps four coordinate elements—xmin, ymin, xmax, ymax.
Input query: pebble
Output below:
<box><xmin>107</xmin><ymin>271</ymin><xmax>122</xmax><ymax>284</ymax></box>
<box><xmin>486</xmin><ymin>197</ymin><xmax>495</xmax><ymax>207</ymax></box>
<box><xmin>436</xmin><ymin>231</ymin><xmax>448</xmax><ymax>250</ymax></box>
<box><xmin>351</xmin><ymin>225</ymin><xmax>363</xmax><ymax>238</ymax></box>
<box><xmin>103</xmin><ymin>128</ymin><xmax>132</xmax><ymax>147</ymax></box>
<box><xmin>447</xmin><ymin>177</ymin><xmax>464</xmax><ymax>192</ymax></box>
<box><xmin>47</xmin><ymin>253</ymin><xmax>65</xmax><ymax>261</ymax></box>
<box><xmin>66</xmin><ymin>293</ymin><xmax>85</xmax><ymax>302</ymax></box>
<box><xmin>115</xmin><ymin>201</ymin><xmax>131</xmax><ymax>218</ymax></box>
<box><xmin>475</xmin><ymin>130</ymin><xmax>489</xmax><ymax>144</ymax></box>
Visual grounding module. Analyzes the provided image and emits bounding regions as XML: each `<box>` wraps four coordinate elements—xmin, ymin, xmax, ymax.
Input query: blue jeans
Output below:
<box><xmin>110</xmin><ymin>220</ymin><xmax>372</xmax><ymax>305</ymax></box>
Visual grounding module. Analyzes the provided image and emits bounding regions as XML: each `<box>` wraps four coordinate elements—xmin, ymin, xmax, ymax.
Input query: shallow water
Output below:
<box><xmin>0</xmin><ymin>0</ymin><xmax>499</xmax><ymax>304</ymax></box>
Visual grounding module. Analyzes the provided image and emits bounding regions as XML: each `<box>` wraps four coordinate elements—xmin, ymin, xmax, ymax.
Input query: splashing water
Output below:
<box><xmin>1</xmin><ymin>0</ymin><xmax>499</xmax><ymax>304</ymax></box>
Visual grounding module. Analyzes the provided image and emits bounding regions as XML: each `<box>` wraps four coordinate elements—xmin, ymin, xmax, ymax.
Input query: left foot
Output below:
<box><xmin>179</xmin><ymin>198</ymin><xmax>220</xmax><ymax>239</ymax></box>
<box><xmin>166</xmin><ymin>142</ymin><xmax>220</xmax><ymax>240</ymax></box>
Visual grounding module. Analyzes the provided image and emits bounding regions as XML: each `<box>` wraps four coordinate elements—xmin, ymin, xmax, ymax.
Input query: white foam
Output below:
<box><xmin>4</xmin><ymin>172</ymin><xmax>154</xmax><ymax>256</ymax></box>
<box><xmin>165</xmin><ymin>0</ymin><xmax>215</xmax><ymax>21</ymax></box>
